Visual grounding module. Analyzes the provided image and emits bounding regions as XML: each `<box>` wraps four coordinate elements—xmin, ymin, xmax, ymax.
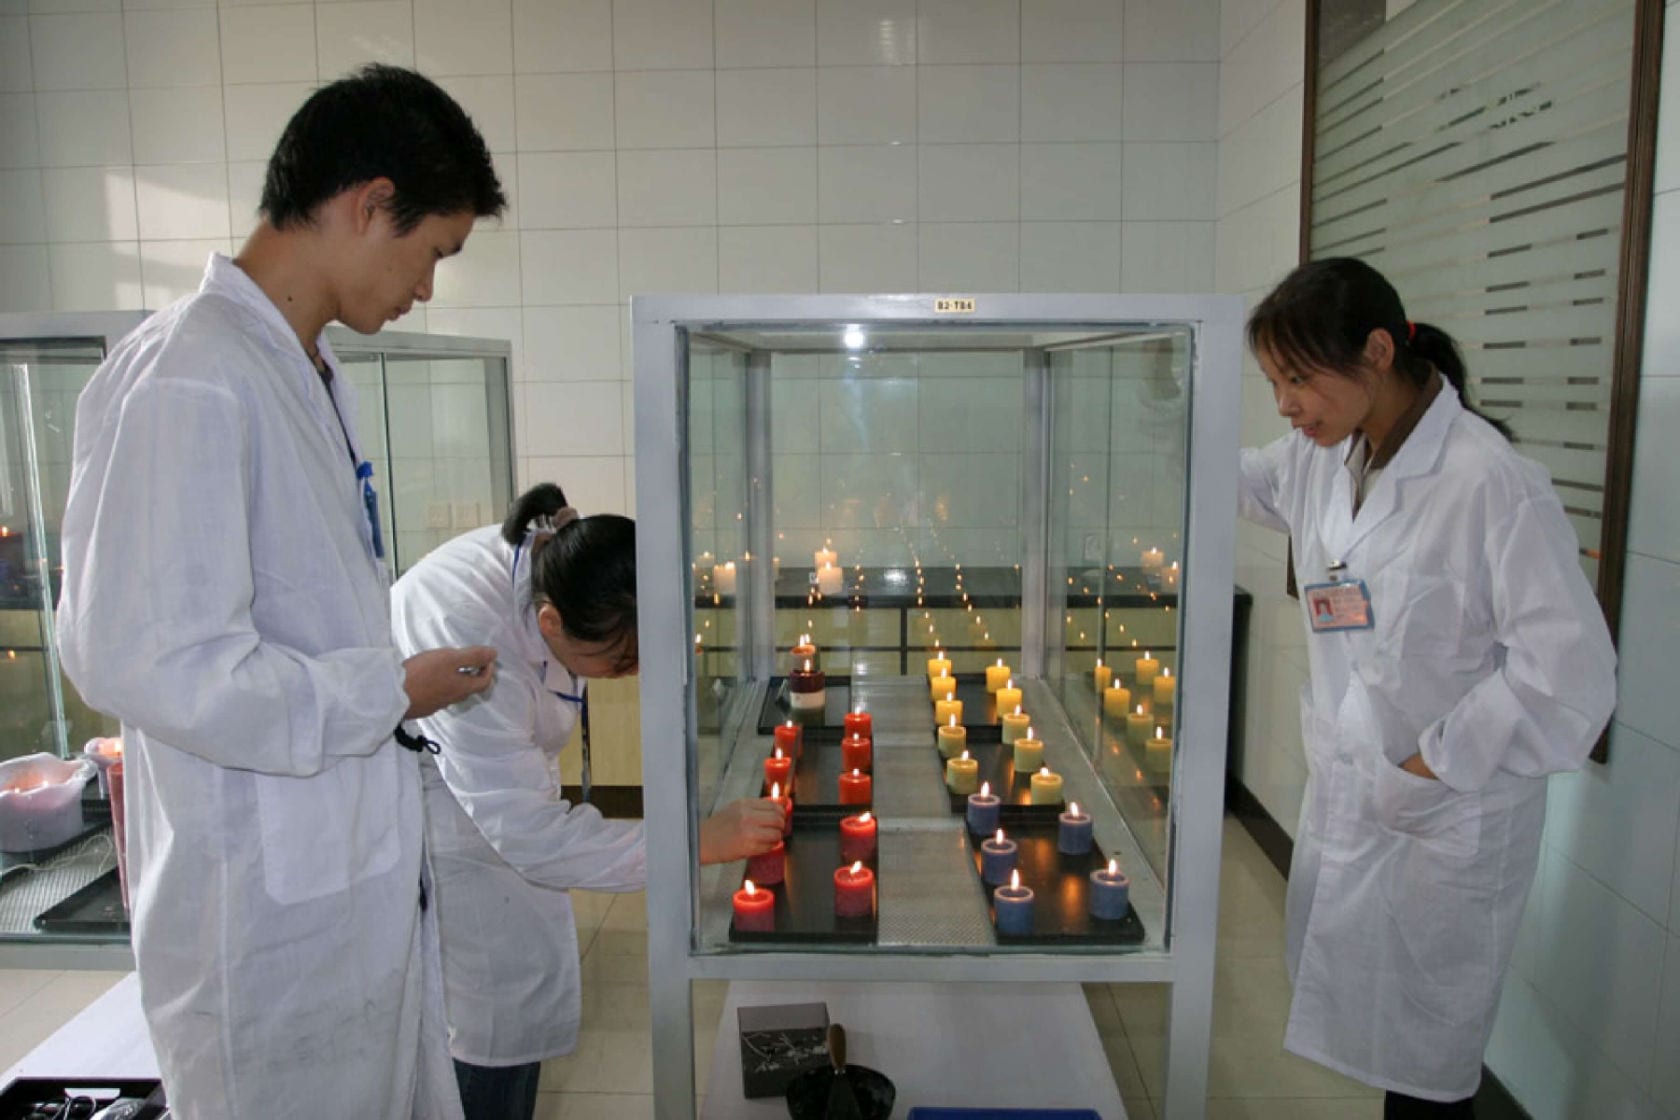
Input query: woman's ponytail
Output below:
<box><xmin>1402</xmin><ymin>321</ymin><xmax>1511</xmax><ymax>439</ymax></box>
<box><xmin>500</xmin><ymin>482</ymin><xmax>569</xmax><ymax>545</ymax></box>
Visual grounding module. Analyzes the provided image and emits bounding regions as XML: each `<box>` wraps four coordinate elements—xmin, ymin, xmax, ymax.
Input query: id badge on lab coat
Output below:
<box><xmin>1303</xmin><ymin>579</ymin><xmax>1373</xmax><ymax>632</ymax></box>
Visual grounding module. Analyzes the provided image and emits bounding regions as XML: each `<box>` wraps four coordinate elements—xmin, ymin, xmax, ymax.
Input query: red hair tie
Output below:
<box><xmin>1405</xmin><ymin>320</ymin><xmax>1417</xmax><ymax>344</ymax></box>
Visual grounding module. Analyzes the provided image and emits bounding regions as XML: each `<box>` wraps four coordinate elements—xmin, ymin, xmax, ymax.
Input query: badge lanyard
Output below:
<box><xmin>1303</xmin><ymin>559</ymin><xmax>1374</xmax><ymax>633</ymax></box>
<box><xmin>317</xmin><ymin>358</ymin><xmax>385</xmax><ymax>562</ymax></box>
<box><xmin>514</xmin><ymin>538</ymin><xmax>593</xmax><ymax>804</ymax></box>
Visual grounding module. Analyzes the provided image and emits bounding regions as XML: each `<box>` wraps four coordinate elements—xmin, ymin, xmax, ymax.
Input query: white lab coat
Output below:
<box><xmin>1239</xmin><ymin>388</ymin><xmax>1616</xmax><ymax>1100</ymax></box>
<box><xmin>55</xmin><ymin>255</ymin><xmax>461</xmax><ymax>1120</ymax></box>
<box><xmin>390</xmin><ymin>525</ymin><xmax>646</xmax><ymax>1067</ymax></box>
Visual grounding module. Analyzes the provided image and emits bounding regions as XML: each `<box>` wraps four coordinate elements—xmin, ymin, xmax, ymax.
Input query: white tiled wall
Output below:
<box><xmin>0</xmin><ymin>0</ymin><xmax>1222</xmax><ymax>521</ymax></box>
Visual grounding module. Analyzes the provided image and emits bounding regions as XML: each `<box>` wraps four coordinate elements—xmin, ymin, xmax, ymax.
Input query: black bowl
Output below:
<box><xmin>784</xmin><ymin>1064</ymin><xmax>896</xmax><ymax>1120</ymax></box>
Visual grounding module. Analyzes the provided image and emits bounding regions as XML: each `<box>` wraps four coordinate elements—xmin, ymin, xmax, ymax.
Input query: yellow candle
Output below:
<box><xmin>1145</xmin><ymin>725</ymin><xmax>1172</xmax><ymax>770</ymax></box>
<box><xmin>1029</xmin><ymin>766</ymin><xmax>1063</xmax><ymax>805</ymax></box>
<box><xmin>1141</xmin><ymin>546</ymin><xmax>1164</xmax><ymax>577</ymax></box>
<box><xmin>1093</xmin><ymin>659</ymin><xmax>1112</xmax><ymax>692</ymax></box>
<box><xmin>930</xmin><ymin>674</ymin><xmax>957</xmax><ymax>702</ymax></box>
<box><xmin>1012</xmin><ymin>729</ymin><xmax>1043</xmax><ymax>774</ymax></box>
<box><xmin>1000</xmin><ymin>708</ymin><xmax>1031</xmax><ymax>744</ymax></box>
<box><xmin>937</xmin><ymin>716</ymin><xmax>969</xmax><ymax>759</ymax></box>
<box><xmin>1134</xmin><ymin>650</ymin><xmax>1160</xmax><ymax>687</ymax></box>
<box><xmin>1102</xmin><ymin>681</ymin><xmax>1132</xmax><ymax>718</ymax></box>
<box><xmin>816</xmin><ymin>562</ymin><xmax>843</xmax><ymax>595</ymax></box>
<box><xmin>945</xmin><ymin>749</ymin><xmax>979</xmax><ymax>795</ymax></box>
<box><xmin>926</xmin><ymin>650</ymin><xmax>953</xmax><ymax>681</ymax></box>
<box><xmin>984</xmin><ymin>659</ymin><xmax>1012</xmax><ymax>693</ymax></box>
<box><xmin>1126</xmin><ymin>703</ymin><xmax>1152</xmax><ymax>747</ymax></box>
<box><xmin>1152</xmin><ymin>666</ymin><xmax>1176</xmax><ymax>712</ymax></box>
<box><xmin>994</xmin><ymin>680</ymin><xmax>1023</xmax><ymax>718</ymax></box>
<box><xmin>935</xmin><ymin>698</ymin><xmax>964</xmax><ymax>726</ymax></box>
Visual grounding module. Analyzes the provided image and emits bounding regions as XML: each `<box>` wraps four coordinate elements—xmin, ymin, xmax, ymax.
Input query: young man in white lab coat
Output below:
<box><xmin>55</xmin><ymin>66</ymin><xmax>506</xmax><ymax>1120</ymax></box>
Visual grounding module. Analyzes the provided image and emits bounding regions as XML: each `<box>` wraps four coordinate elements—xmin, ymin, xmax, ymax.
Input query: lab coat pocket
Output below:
<box><xmin>255</xmin><ymin>749</ymin><xmax>402</xmax><ymax>904</ymax></box>
<box><xmin>1370</xmin><ymin>761</ymin><xmax>1481</xmax><ymax>860</ymax></box>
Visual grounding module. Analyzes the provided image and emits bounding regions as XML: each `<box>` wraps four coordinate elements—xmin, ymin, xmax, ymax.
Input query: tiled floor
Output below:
<box><xmin>2</xmin><ymin>816</ymin><xmax>1382</xmax><ymax>1118</ymax></box>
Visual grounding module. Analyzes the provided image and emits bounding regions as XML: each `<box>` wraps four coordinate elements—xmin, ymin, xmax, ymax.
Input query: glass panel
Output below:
<box><xmin>680</xmin><ymin>321</ymin><xmax>1191</xmax><ymax>957</ymax></box>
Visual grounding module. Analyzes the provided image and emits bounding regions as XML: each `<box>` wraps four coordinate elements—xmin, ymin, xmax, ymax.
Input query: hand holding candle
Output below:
<box><xmin>768</xmin><ymin>781</ymin><xmax>793</xmax><ymax>836</ymax></box>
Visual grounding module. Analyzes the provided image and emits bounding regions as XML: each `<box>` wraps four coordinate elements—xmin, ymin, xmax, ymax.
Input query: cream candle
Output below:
<box><xmin>816</xmin><ymin>562</ymin><xmax>842</xmax><ymax>595</ymax></box>
<box><xmin>791</xmin><ymin>633</ymin><xmax>818</xmax><ymax>665</ymax></box>
<box><xmin>994</xmin><ymin>680</ymin><xmax>1023</xmax><ymax>720</ymax></box>
<box><xmin>937</xmin><ymin>716</ymin><xmax>968</xmax><ymax>759</ymax></box>
<box><xmin>1126</xmin><ymin>703</ymin><xmax>1152</xmax><ymax>747</ymax></box>
<box><xmin>1141</xmin><ymin>546</ymin><xmax>1165</xmax><ymax>578</ymax></box>
<box><xmin>934</xmin><ymin>697</ymin><xmax>964</xmax><ymax>727</ymax></box>
<box><xmin>945</xmin><ymin>750</ymin><xmax>979</xmax><ymax>795</ymax></box>
<box><xmin>984</xmin><ymin>659</ymin><xmax>1012</xmax><ymax>693</ymax></box>
<box><xmin>1152</xmin><ymin>666</ymin><xmax>1176</xmax><ymax>712</ymax></box>
<box><xmin>1011</xmin><ymin>728</ymin><xmax>1043</xmax><ymax>774</ymax></box>
<box><xmin>712</xmin><ymin>560</ymin><xmax>737</xmax><ymax>596</ymax></box>
<box><xmin>1134</xmin><ymin>650</ymin><xmax>1160</xmax><ymax>687</ymax></box>
<box><xmin>1163</xmin><ymin>560</ymin><xmax>1180</xmax><ymax>592</ymax></box>
<box><xmin>814</xmin><ymin>543</ymin><xmax>838</xmax><ymax>570</ymax></box>
<box><xmin>1000</xmin><ymin>707</ymin><xmax>1031</xmax><ymax>744</ymax></box>
<box><xmin>1102</xmin><ymin>681</ymin><xmax>1132</xmax><ymax>718</ymax></box>
<box><xmin>930</xmin><ymin>674</ymin><xmax>957</xmax><ymax>702</ymax></box>
<box><xmin>1093</xmin><ymin>659</ymin><xmax>1112</xmax><ymax>692</ymax></box>
<box><xmin>1030</xmin><ymin>766</ymin><xmax>1063</xmax><ymax>805</ymax></box>
<box><xmin>1145</xmin><ymin>725</ymin><xmax>1172</xmax><ymax>769</ymax></box>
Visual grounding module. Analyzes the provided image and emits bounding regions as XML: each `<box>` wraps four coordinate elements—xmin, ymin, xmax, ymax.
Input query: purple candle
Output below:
<box><xmin>980</xmin><ymin>828</ymin><xmax>1018</xmax><ymax>885</ymax></box>
<box><xmin>966</xmin><ymin>781</ymin><xmax>1001</xmax><ymax>836</ymax></box>
<box><xmin>1089</xmin><ymin>858</ymin><xmax>1130</xmax><ymax>921</ymax></box>
<box><xmin>993</xmin><ymin>870</ymin><xmax>1034</xmax><ymax>936</ymax></box>
<box><xmin>1057</xmin><ymin>801</ymin><xmax>1093</xmax><ymax>855</ymax></box>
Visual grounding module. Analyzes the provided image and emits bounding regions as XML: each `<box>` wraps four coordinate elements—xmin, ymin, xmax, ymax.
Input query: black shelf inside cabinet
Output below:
<box><xmin>940</xmin><ymin>739</ymin><xmax>1064</xmax><ymax>819</ymax></box>
<box><xmin>756</xmin><ymin>676</ymin><xmax>854</xmax><ymax>740</ymax></box>
<box><xmin>967</xmin><ymin>827</ymin><xmax>1144</xmax><ymax>945</ymax></box>
<box><xmin>33</xmin><ymin>867</ymin><xmax>129</xmax><ymax>935</ymax></box>
<box><xmin>728</xmin><ymin>817</ymin><xmax>877</xmax><ymax>944</ymax></box>
<box><xmin>760</xmin><ymin>742</ymin><xmax>871</xmax><ymax>813</ymax></box>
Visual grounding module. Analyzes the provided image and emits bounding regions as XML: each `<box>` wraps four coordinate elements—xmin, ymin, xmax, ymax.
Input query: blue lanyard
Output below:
<box><xmin>356</xmin><ymin>461</ymin><xmax>384</xmax><ymax>560</ymax></box>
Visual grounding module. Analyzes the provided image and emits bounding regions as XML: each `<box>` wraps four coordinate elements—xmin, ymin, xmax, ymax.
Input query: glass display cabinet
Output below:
<box><xmin>634</xmin><ymin>294</ymin><xmax>1242</xmax><ymax>1118</ymax></box>
<box><xmin>0</xmin><ymin>311</ymin><xmax>512</xmax><ymax>965</ymax></box>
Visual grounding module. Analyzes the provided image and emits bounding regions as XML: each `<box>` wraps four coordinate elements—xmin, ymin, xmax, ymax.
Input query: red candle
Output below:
<box><xmin>746</xmin><ymin>840</ymin><xmax>786</xmax><ymax>886</ymax></box>
<box><xmin>840</xmin><ymin>733</ymin><xmax>872</xmax><ymax>773</ymax></box>
<box><xmin>843</xmin><ymin>710</ymin><xmax>873</xmax><ymax>740</ymax></box>
<box><xmin>839</xmin><ymin>811</ymin><xmax>877</xmax><ymax>863</ymax></box>
<box><xmin>764</xmin><ymin>747</ymin><xmax>793</xmax><ymax>790</ymax></box>
<box><xmin>838</xmin><ymin>768</ymin><xmax>872</xmax><ymax>806</ymax></box>
<box><xmin>774</xmin><ymin>720</ymin><xmax>802</xmax><ymax>761</ymax></box>
<box><xmin>833</xmin><ymin>861</ymin><xmax>875</xmax><ymax>918</ymax></box>
<box><xmin>768</xmin><ymin>781</ymin><xmax>794</xmax><ymax>836</ymax></box>
<box><xmin>733</xmin><ymin>879</ymin><xmax>775</xmax><ymax>932</ymax></box>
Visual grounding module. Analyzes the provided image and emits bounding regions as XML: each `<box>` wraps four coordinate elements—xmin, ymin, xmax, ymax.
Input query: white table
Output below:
<box><xmin>703</xmin><ymin>980</ymin><xmax>1127</xmax><ymax>1119</ymax></box>
<box><xmin>0</xmin><ymin>972</ymin><xmax>158</xmax><ymax>1088</ymax></box>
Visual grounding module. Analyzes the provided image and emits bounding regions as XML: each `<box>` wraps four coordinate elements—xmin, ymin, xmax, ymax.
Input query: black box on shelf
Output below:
<box><xmin>737</xmin><ymin>1001</ymin><xmax>830</xmax><ymax>1099</ymax></box>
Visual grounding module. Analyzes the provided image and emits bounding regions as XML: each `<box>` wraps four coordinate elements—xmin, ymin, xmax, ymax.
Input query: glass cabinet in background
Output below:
<box><xmin>0</xmin><ymin>312</ymin><xmax>512</xmax><ymax>964</ymax></box>
<box><xmin>636</xmin><ymin>295</ymin><xmax>1243</xmax><ymax>1119</ymax></box>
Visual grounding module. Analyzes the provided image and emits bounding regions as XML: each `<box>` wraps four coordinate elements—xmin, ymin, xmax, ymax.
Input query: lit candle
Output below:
<box><xmin>789</xmin><ymin>659</ymin><xmax>826</xmax><ymax>711</ymax></box>
<box><xmin>926</xmin><ymin>648</ymin><xmax>953</xmax><ymax>681</ymax></box>
<box><xmin>843</xmin><ymin>710</ymin><xmax>873</xmax><ymax>740</ymax></box>
<box><xmin>841</xmin><ymin>733</ymin><xmax>872</xmax><ymax>773</ymax></box>
<box><xmin>937</xmin><ymin>715</ymin><xmax>969</xmax><ymax>759</ymax></box>
<box><xmin>966</xmin><ymin>781</ymin><xmax>1000</xmax><ymax>835</ymax></box>
<box><xmin>712</xmin><ymin>560</ymin><xmax>737</xmax><ymax>596</ymax></box>
<box><xmin>1089</xmin><ymin>859</ymin><xmax>1130</xmax><ymax>921</ymax></box>
<box><xmin>763</xmin><ymin>746</ymin><xmax>793</xmax><ymax>790</ymax></box>
<box><xmin>945</xmin><ymin>749</ymin><xmax>979</xmax><ymax>795</ymax></box>
<box><xmin>1102</xmin><ymin>680</ymin><xmax>1132</xmax><ymax>718</ymax></box>
<box><xmin>934</xmin><ymin>697</ymin><xmax>964</xmax><ymax>726</ymax></box>
<box><xmin>838</xmin><ymin>768</ymin><xmax>872</xmax><ymax>806</ymax></box>
<box><xmin>994</xmin><ymin>679</ymin><xmax>1023</xmax><ymax>720</ymax></box>
<box><xmin>1058</xmin><ymin>801</ymin><xmax>1093</xmax><ymax>855</ymax></box>
<box><xmin>791</xmin><ymin>633</ymin><xmax>818</xmax><ymax>666</ymax></box>
<box><xmin>1000</xmin><ymin>707</ymin><xmax>1031</xmax><ymax>744</ymax></box>
<box><xmin>1030</xmin><ymin>766</ymin><xmax>1063</xmax><ymax>806</ymax></box>
<box><xmin>1141</xmin><ymin>546</ymin><xmax>1165</xmax><ymax>578</ymax></box>
<box><xmin>816</xmin><ymin>561</ymin><xmax>842</xmax><ymax>595</ymax></box>
<box><xmin>993</xmin><ymin>869</ymin><xmax>1034</xmax><ymax>936</ymax></box>
<box><xmin>839</xmin><ymin>811</ymin><xmax>877</xmax><ymax>863</ymax></box>
<box><xmin>1093</xmin><ymin>659</ymin><xmax>1112</xmax><ymax>692</ymax></box>
<box><xmin>82</xmin><ymin>736</ymin><xmax>124</xmax><ymax>800</ymax></box>
<box><xmin>1152</xmin><ymin>665</ymin><xmax>1176</xmax><ymax>712</ymax></box>
<box><xmin>733</xmin><ymin>879</ymin><xmax>775</xmax><ymax>932</ymax></box>
<box><xmin>774</xmin><ymin>720</ymin><xmax>803</xmax><ymax>761</ymax></box>
<box><xmin>1126</xmin><ymin>703</ymin><xmax>1153</xmax><ymax>747</ymax></box>
<box><xmin>745</xmin><ymin>840</ymin><xmax>786</xmax><ymax>886</ymax></box>
<box><xmin>768</xmin><ymin>781</ymin><xmax>793</xmax><ymax>836</ymax></box>
<box><xmin>1145</xmin><ymin>725</ymin><xmax>1172</xmax><ymax>770</ymax></box>
<box><xmin>1134</xmin><ymin>650</ymin><xmax>1160</xmax><ymax>687</ymax></box>
<box><xmin>984</xmin><ymin>659</ymin><xmax>1012</xmax><ymax>693</ymax></box>
<box><xmin>980</xmin><ymin>828</ymin><xmax>1019</xmax><ymax>885</ymax></box>
<box><xmin>1163</xmin><ymin>560</ymin><xmax>1180</xmax><ymax>591</ymax></box>
<box><xmin>930</xmin><ymin>673</ymin><xmax>957</xmax><ymax>702</ymax></box>
<box><xmin>833</xmin><ymin>860</ymin><xmax>874</xmax><ymax>918</ymax></box>
<box><xmin>1011</xmin><ymin>727</ymin><xmax>1043</xmax><ymax>774</ymax></box>
<box><xmin>814</xmin><ymin>543</ymin><xmax>838</xmax><ymax>570</ymax></box>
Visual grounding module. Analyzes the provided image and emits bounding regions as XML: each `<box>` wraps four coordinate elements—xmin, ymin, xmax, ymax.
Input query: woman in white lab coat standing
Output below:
<box><xmin>391</xmin><ymin>483</ymin><xmax>784</xmax><ymax>1120</ymax></box>
<box><xmin>1238</xmin><ymin>258</ymin><xmax>1616</xmax><ymax>1118</ymax></box>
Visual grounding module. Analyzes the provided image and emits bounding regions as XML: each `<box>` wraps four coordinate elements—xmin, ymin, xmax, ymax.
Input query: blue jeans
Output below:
<box><xmin>454</xmin><ymin>1057</ymin><xmax>542</xmax><ymax>1120</ymax></box>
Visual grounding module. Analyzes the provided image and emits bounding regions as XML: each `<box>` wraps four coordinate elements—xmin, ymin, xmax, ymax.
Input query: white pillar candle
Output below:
<box><xmin>816</xmin><ymin>562</ymin><xmax>842</xmax><ymax>595</ymax></box>
<box><xmin>712</xmin><ymin>560</ymin><xmax>737</xmax><ymax>596</ymax></box>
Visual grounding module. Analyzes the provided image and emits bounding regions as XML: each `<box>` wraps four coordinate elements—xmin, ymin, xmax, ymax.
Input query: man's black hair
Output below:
<box><xmin>260</xmin><ymin>64</ymin><xmax>506</xmax><ymax>233</ymax></box>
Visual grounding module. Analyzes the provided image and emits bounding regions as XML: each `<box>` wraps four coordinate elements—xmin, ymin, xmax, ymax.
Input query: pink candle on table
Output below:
<box><xmin>843</xmin><ymin>710</ymin><xmax>873</xmax><ymax>740</ymax></box>
<box><xmin>838</xmin><ymin>768</ymin><xmax>872</xmax><ymax>806</ymax></box>
<box><xmin>763</xmin><ymin>747</ymin><xmax>793</xmax><ymax>791</ymax></box>
<box><xmin>745</xmin><ymin>840</ymin><xmax>786</xmax><ymax>885</ymax></box>
<box><xmin>839</xmin><ymin>811</ymin><xmax>877</xmax><ymax>863</ymax></box>
<box><xmin>733</xmin><ymin>879</ymin><xmax>775</xmax><ymax>932</ymax></box>
<box><xmin>840</xmin><ymin>733</ymin><xmax>872</xmax><ymax>773</ymax></box>
<box><xmin>833</xmin><ymin>861</ymin><xmax>875</xmax><ymax>918</ymax></box>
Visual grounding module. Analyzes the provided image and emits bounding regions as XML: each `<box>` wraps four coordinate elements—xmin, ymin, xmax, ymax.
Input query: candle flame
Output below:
<box><xmin>996</xmin><ymin>658</ymin><xmax>1003</xmax><ymax>668</ymax></box>
<box><xmin>1110</xmin><ymin>680</ymin><xmax>1122</xmax><ymax>691</ymax></box>
<box><xmin>851</xmin><ymin>768</ymin><xmax>861</xmax><ymax>777</ymax></box>
<box><xmin>724</xmin><ymin>561</ymin><xmax>734</xmax><ymax>571</ymax></box>
<box><xmin>1026</xmin><ymin>726</ymin><xmax>1034</xmax><ymax>739</ymax></box>
<box><xmin>1005</xmin><ymin>678</ymin><xmax>1013</xmax><ymax>689</ymax></box>
<box><xmin>773</xmin><ymin>747</ymin><xmax>784</xmax><ymax>760</ymax></box>
<box><xmin>1136</xmin><ymin>704</ymin><xmax>1145</xmax><ymax>716</ymax></box>
<box><xmin>1010</xmin><ymin>869</ymin><xmax>1021</xmax><ymax>890</ymax></box>
<box><xmin>1013</xmin><ymin>704</ymin><xmax>1021</xmax><ymax>716</ymax></box>
<box><xmin>1108</xmin><ymin>858</ymin><xmax>1119</xmax><ymax>875</ymax></box>
<box><xmin>744</xmin><ymin>879</ymin><xmax>757</xmax><ymax>895</ymax></box>
<box><xmin>995</xmin><ymin>829</ymin><xmax>1005</xmax><ymax>844</ymax></box>
<box><xmin>1156</xmin><ymin>726</ymin><xmax>1165</xmax><ymax>738</ymax></box>
<box><xmin>980</xmin><ymin>781</ymin><xmax>991</xmax><ymax>796</ymax></box>
<box><xmin>800</xmin><ymin>633</ymin><xmax>810</xmax><ymax>644</ymax></box>
<box><xmin>1039</xmin><ymin>766</ymin><xmax>1051</xmax><ymax>777</ymax></box>
<box><xmin>960</xmin><ymin>750</ymin><xmax>970</xmax><ymax>761</ymax></box>
<box><xmin>1070</xmin><ymin>801</ymin><xmax>1082</xmax><ymax>816</ymax></box>
<box><xmin>786</xmin><ymin>719</ymin><xmax>795</xmax><ymax>729</ymax></box>
<box><xmin>803</xmin><ymin>659</ymin><xmax>813</xmax><ymax>671</ymax></box>
<box><xmin>1145</xmin><ymin>650</ymin><xmax>1151</xmax><ymax>659</ymax></box>
<box><xmin>850</xmin><ymin>861</ymin><xmax>863</xmax><ymax>874</ymax></box>
<box><xmin>1096</xmin><ymin>658</ymin><xmax>1103</xmax><ymax>668</ymax></box>
<box><xmin>1163</xmin><ymin>666</ymin><xmax>1171</xmax><ymax>678</ymax></box>
<box><xmin>948</xmin><ymin>714</ymin><xmax>957</xmax><ymax>727</ymax></box>
<box><xmin>770</xmin><ymin>782</ymin><xmax>781</xmax><ymax>799</ymax></box>
<box><xmin>860</xmin><ymin>812</ymin><xmax>872</xmax><ymax>823</ymax></box>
